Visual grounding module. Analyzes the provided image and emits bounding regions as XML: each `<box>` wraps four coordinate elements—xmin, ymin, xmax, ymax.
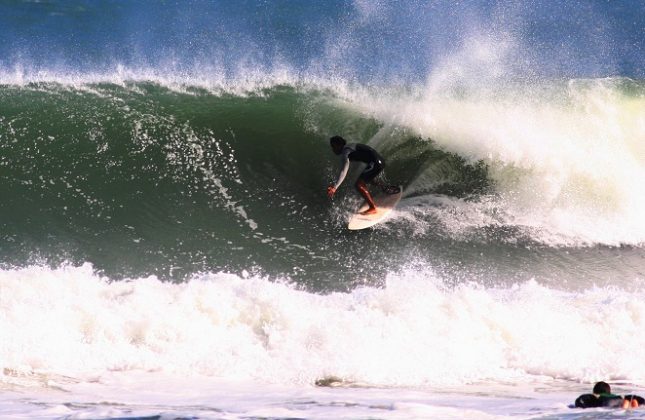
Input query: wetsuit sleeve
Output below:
<box><xmin>332</xmin><ymin>149</ymin><xmax>351</xmax><ymax>189</ymax></box>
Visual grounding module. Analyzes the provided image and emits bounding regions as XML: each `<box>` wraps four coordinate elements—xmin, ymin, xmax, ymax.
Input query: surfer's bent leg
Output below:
<box><xmin>359</xmin><ymin>161</ymin><xmax>383</xmax><ymax>184</ymax></box>
<box><xmin>361</xmin><ymin>160</ymin><xmax>399</xmax><ymax>195</ymax></box>
<box><xmin>355</xmin><ymin>161</ymin><xmax>383</xmax><ymax>215</ymax></box>
<box><xmin>356</xmin><ymin>180</ymin><xmax>377</xmax><ymax>215</ymax></box>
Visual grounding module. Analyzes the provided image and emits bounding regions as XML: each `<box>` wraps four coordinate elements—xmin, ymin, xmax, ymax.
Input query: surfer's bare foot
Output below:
<box><xmin>360</xmin><ymin>207</ymin><xmax>378</xmax><ymax>215</ymax></box>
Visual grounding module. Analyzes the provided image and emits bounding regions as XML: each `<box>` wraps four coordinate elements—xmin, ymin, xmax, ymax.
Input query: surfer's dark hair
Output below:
<box><xmin>330</xmin><ymin>136</ymin><xmax>346</xmax><ymax>147</ymax></box>
<box><xmin>593</xmin><ymin>382</ymin><xmax>611</xmax><ymax>394</ymax></box>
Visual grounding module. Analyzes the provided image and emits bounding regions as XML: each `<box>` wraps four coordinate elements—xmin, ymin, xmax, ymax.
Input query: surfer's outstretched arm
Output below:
<box><xmin>327</xmin><ymin>151</ymin><xmax>350</xmax><ymax>198</ymax></box>
<box><xmin>333</xmin><ymin>154</ymin><xmax>350</xmax><ymax>189</ymax></box>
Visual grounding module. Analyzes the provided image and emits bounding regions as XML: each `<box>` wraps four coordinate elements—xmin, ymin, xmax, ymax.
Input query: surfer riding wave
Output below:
<box><xmin>327</xmin><ymin>136</ymin><xmax>399</xmax><ymax>215</ymax></box>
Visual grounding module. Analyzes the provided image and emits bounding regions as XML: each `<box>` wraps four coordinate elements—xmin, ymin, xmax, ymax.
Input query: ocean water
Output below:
<box><xmin>1</xmin><ymin>1</ymin><xmax>644</xmax><ymax>419</ymax></box>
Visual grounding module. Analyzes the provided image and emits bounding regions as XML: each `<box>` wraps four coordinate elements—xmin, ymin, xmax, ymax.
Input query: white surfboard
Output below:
<box><xmin>347</xmin><ymin>187</ymin><xmax>402</xmax><ymax>230</ymax></box>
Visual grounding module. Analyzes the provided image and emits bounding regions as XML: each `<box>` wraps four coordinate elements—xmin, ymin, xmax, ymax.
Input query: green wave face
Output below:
<box><xmin>1</xmin><ymin>79</ymin><xmax>643</xmax><ymax>289</ymax></box>
<box><xmin>0</xmin><ymin>82</ymin><xmax>489</xmax><ymax>285</ymax></box>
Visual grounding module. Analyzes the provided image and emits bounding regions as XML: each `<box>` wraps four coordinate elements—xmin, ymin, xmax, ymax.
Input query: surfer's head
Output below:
<box><xmin>593</xmin><ymin>382</ymin><xmax>611</xmax><ymax>395</ymax></box>
<box><xmin>330</xmin><ymin>135</ymin><xmax>346</xmax><ymax>154</ymax></box>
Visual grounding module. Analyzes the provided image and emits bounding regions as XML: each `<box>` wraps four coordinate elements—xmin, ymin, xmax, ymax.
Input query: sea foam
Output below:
<box><xmin>2</xmin><ymin>264</ymin><xmax>645</xmax><ymax>389</ymax></box>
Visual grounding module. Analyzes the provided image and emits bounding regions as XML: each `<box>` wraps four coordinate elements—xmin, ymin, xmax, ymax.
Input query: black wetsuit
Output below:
<box><xmin>575</xmin><ymin>393</ymin><xmax>645</xmax><ymax>408</ymax></box>
<box><xmin>332</xmin><ymin>143</ymin><xmax>384</xmax><ymax>189</ymax></box>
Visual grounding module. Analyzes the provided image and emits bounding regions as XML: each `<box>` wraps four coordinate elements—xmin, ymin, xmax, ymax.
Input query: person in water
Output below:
<box><xmin>327</xmin><ymin>135</ymin><xmax>398</xmax><ymax>215</ymax></box>
<box><xmin>574</xmin><ymin>381</ymin><xmax>644</xmax><ymax>409</ymax></box>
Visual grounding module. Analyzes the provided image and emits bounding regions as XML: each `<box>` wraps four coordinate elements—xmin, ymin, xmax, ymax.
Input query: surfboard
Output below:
<box><xmin>347</xmin><ymin>186</ymin><xmax>402</xmax><ymax>230</ymax></box>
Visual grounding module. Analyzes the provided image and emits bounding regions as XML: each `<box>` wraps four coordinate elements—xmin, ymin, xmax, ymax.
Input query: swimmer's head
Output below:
<box><xmin>593</xmin><ymin>381</ymin><xmax>611</xmax><ymax>395</ymax></box>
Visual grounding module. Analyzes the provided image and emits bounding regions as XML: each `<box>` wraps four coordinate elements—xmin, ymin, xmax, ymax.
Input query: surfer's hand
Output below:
<box><xmin>327</xmin><ymin>186</ymin><xmax>336</xmax><ymax>198</ymax></box>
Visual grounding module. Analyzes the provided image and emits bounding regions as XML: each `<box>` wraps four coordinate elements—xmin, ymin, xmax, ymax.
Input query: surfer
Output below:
<box><xmin>327</xmin><ymin>135</ymin><xmax>398</xmax><ymax>215</ymax></box>
<box><xmin>574</xmin><ymin>381</ymin><xmax>644</xmax><ymax>409</ymax></box>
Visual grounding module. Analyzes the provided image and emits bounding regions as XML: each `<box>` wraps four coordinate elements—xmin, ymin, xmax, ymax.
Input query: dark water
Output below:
<box><xmin>0</xmin><ymin>83</ymin><xmax>477</xmax><ymax>284</ymax></box>
<box><xmin>1</xmin><ymin>81</ymin><xmax>644</xmax><ymax>292</ymax></box>
<box><xmin>0</xmin><ymin>0</ymin><xmax>643</xmax><ymax>290</ymax></box>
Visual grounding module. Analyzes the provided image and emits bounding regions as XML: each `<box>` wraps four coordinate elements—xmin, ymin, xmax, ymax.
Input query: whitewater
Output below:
<box><xmin>1</xmin><ymin>1</ymin><xmax>645</xmax><ymax>419</ymax></box>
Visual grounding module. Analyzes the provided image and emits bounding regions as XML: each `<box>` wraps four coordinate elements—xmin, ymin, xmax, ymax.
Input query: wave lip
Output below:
<box><xmin>343</xmin><ymin>77</ymin><xmax>645</xmax><ymax>246</ymax></box>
